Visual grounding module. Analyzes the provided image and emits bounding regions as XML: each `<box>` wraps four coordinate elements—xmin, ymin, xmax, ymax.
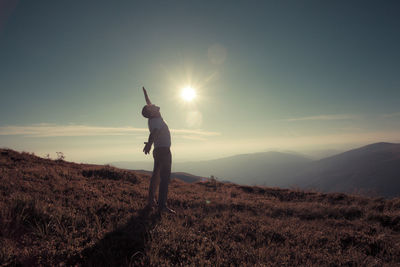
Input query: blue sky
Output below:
<box><xmin>1</xmin><ymin>0</ymin><xmax>400</xmax><ymax>163</ymax></box>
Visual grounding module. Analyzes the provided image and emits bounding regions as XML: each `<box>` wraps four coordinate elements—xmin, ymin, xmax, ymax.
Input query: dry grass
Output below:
<box><xmin>0</xmin><ymin>149</ymin><xmax>399</xmax><ymax>266</ymax></box>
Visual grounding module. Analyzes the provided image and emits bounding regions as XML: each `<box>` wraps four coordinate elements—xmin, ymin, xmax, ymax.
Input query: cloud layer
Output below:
<box><xmin>282</xmin><ymin>114</ymin><xmax>359</xmax><ymax>122</ymax></box>
<box><xmin>0</xmin><ymin>124</ymin><xmax>220</xmax><ymax>138</ymax></box>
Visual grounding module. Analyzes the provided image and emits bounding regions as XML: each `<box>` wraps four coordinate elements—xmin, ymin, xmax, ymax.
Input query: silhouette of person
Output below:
<box><xmin>141</xmin><ymin>87</ymin><xmax>175</xmax><ymax>214</ymax></box>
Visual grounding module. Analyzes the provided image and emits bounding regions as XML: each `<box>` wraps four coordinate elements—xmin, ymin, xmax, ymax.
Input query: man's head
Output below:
<box><xmin>142</xmin><ymin>104</ymin><xmax>161</xmax><ymax>119</ymax></box>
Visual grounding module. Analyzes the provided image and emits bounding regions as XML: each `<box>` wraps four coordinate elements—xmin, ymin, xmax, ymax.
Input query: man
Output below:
<box><xmin>141</xmin><ymin>87</ymin><xmax>175</xmax><ymax>214</ymax></box>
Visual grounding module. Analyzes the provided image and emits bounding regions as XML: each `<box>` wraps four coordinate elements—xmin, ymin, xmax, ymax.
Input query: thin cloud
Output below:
<box><xmin>180</xmin><ymin>135</ymin><xmax>208</xmax><ymax>141</ymax></box>
<box><xmin>382</xmin><ymin>112</ymin><xmax>400</xmax><ymax>118</ymax></box>
<box><xmin>171</xmin><ymin>129</ymin><xmax>220</xmax><ymax>136</ymax></box>
<box><xmin>0</xmin><ymin>124</ymin><xmax>221</xmax><ymax>138</ymax></box>
<box><xmin>282</xmin><ymin>114</ymin><xmax>359</xmax><ymax>122</ymax></box>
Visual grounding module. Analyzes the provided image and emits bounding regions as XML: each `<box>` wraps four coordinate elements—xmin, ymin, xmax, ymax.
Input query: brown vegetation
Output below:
<box><xmin>0</xmin><ymin>149</ymin><xmax>400</xmax><ymax>266</ymax></box>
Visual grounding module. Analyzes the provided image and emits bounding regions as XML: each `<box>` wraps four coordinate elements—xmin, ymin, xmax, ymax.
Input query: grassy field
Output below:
<box><xmin>1</xmin><ymin>149</ymin><xmax>400</xmax><ymax>266</ymax></box>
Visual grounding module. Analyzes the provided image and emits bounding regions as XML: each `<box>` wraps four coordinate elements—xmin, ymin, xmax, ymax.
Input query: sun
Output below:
<box><xmin>181</xmin><ymin>87</ymin><xmax>196</xmax><ymax>102</ymax></box>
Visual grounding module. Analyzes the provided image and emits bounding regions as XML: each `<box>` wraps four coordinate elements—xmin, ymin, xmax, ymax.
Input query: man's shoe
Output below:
<box><xmin>144</xmin><ymin>202</ymin><xmax>157</xmax><ymax>212</ymax></box>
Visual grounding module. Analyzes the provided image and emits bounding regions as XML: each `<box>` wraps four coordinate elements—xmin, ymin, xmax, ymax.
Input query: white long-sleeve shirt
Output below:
<box><xmin>148</xmin><ymin>117</ymin><xmax>171</xmax><ymax>148</ymax></box>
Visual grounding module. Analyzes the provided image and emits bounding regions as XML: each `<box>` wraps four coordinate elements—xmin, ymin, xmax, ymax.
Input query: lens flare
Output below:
<box><xmin>181</xmin><ymin>87</ymin><xmax>196</xmax><ymax>102</ymax></box>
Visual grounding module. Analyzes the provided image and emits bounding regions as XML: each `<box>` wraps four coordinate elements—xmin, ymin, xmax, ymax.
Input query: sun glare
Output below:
<box><xmin>181</xmin><ymin>87</ymin><xmax>196</xmax><ymax>102</ymax></box>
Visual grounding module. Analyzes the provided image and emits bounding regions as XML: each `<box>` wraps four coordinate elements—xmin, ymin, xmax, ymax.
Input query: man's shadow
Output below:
<box><xmin>71</xmin><ymin>208</ymin><xmax>160</xmax><ymax>266</ymax></box>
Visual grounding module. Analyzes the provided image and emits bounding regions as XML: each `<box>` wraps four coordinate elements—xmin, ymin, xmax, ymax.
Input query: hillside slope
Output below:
<box><xmin>1</xmin><ymin>149</ymin><xmax>400</xmax><ymax>266</ymax></box>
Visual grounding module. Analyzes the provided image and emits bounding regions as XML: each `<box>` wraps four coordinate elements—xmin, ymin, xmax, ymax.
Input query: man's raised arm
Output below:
<box><xmin>143</xmin><ymin>87</ymin><xmax>152</xmax><ymax>105</ymax></box>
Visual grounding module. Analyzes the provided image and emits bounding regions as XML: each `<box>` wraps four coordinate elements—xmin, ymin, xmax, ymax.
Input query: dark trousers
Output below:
<box><xmin>148</xmin><ymin>147</ymin><xmax>172</xmax><ymax>208</ymax></box>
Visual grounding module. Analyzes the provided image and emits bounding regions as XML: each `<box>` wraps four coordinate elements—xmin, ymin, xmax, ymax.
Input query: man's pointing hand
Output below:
<box><xmin>143</xmin><ymin>87</ymin><xmax>152</xmax><ymax>105</ymax></box>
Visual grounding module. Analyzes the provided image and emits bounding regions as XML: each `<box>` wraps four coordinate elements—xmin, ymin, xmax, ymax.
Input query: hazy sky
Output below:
<box><xmin>1</xmin><ymin>0</ymin><xmax>400</xmax><ymax>163</ymax></box>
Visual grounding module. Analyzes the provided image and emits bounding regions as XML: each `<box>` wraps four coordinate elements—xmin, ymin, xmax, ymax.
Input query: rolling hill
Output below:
<box><xmin>292</xmin><ymin>142</ymin><xmax>400</xmax><ymax>197</ymax></box>
<box><xmin>1</xmin><ymin>148</ymin><xmax>400</xmax><ymax>266</ymax></box>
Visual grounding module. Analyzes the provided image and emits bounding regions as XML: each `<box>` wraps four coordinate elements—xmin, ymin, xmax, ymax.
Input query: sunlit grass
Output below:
<box><xmin>1</xmin><ymin>149</ymin><xmax>400</xmax><ymax>266</ymax></box>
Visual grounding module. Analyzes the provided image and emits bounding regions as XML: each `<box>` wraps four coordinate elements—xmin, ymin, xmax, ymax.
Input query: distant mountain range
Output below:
<box><xmin>175</xmin><ymin>152</ymin><xmax>312</xmax><ymax>186</ymax></box>
<box><xmin>292</xmin><ymin>142</ymin><xmax>400</xmax><ymax>197</ymax></box>
<box><xmin>111</xmin><ymin>152</ymin><xmax>312</xmax><ymax>185</ymax></box>
<box><xmin>111</xmin><ymin>142</ymin><xmax>400</xmax><ymax>197</ymax></box>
